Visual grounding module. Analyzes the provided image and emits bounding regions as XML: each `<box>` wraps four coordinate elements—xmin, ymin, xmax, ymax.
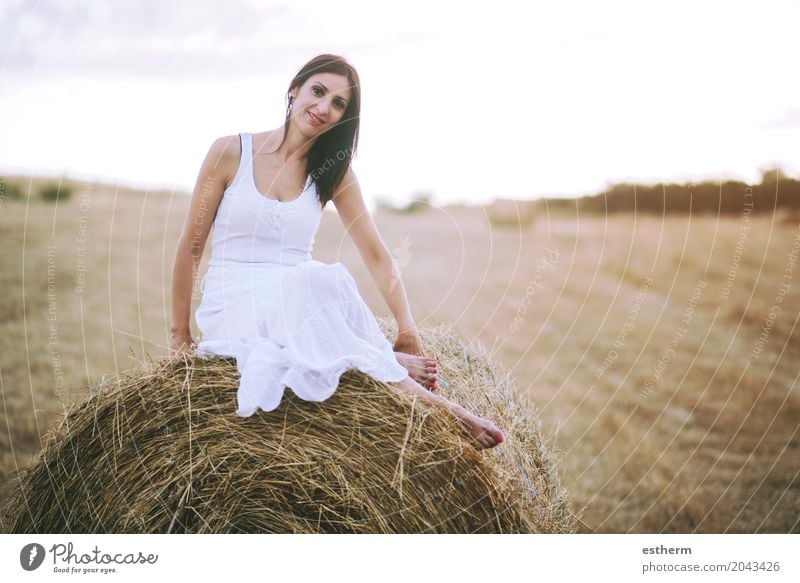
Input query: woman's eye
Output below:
<box><xmin>335</xmin><ymin>101</ymin><xmax>345</xmax><ymax>109</ymax></box>
<box><xmin>312</xmin><ymin>86</ymin><xmax>322</xmax><ymax>95</ymax></box>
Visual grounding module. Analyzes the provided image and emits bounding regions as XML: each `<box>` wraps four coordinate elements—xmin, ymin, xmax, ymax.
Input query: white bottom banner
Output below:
<box><xmin>0</xmin><ymin>534</ymin><xmax>797</xmax><ymax>582</ymax></box>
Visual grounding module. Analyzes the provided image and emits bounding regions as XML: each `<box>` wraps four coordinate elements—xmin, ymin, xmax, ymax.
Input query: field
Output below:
<box><xmin>1</xmin><ymin>180</ymin><xmax>798</xmax><ymax>532</ymax></box>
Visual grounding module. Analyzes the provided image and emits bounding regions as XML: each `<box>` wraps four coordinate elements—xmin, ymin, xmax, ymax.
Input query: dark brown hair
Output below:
<box><xmin>275</xmin><ymin>54</ymin><xmax>361</xmax><ymax>207</ymax></box>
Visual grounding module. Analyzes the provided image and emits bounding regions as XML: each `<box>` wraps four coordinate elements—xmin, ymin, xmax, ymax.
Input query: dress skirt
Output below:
<box><xmin>194</xmin><ymin>259</ymin><xmax>409</xmax><ymax>416</ymax></box>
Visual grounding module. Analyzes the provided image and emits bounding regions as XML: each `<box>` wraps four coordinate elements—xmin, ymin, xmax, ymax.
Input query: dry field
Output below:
<box><xmin>1</xmin><ymin>180</ymin><xmax>798</xmax><ymax>532</ymax></box>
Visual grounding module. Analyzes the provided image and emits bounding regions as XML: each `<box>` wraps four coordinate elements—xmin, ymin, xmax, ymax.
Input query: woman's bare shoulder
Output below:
<box><xmin>206</xmin><ymin>133</ymin><xmax>243</xmax><ymax>189</ymax></box>
<box><xmin>211</xmin><ymin>134</ymin><xmax>242</xmax><ymax>161</ymax></box>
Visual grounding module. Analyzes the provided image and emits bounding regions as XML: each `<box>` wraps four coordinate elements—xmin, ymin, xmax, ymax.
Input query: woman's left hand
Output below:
<box><xmin>393</xmin><ymin>328</ymin><xmax>424</xmax><ymax>356</ymax></box>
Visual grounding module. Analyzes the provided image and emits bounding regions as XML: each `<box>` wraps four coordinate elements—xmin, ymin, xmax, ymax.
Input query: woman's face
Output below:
<box><xmin>291</xmin><ymin>73</ymin><xmax>352</xmax><ymax>132</ymax></box>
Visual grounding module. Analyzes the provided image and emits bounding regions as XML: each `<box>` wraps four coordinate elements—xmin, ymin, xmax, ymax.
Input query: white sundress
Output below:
<box><xmin>194</xmin><ymin>132</ymin><xmax>409</xmax><ymax>416</ymax></box>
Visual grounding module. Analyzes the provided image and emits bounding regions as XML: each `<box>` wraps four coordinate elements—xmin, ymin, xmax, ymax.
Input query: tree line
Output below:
<box><xmin>540</xmin><ymin>167</ymin><xmax>798</xmax><ymax>215</ymax></box>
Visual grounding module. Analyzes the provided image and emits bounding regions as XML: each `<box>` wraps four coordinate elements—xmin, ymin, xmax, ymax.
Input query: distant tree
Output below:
<box><xmin>400</xmin><ymin>189</ymin><xmax>432</xmax><ymax>213</ymax></box>
<box><xmin>1</xmin><ymin>179</ymin><xmax>24</xmax><ymax>200</ymax></box>
<box><xmin>546</xmin><ymin>169</ymin><xmax>800</xmax><ymax>215</ymax></box>
<box><xmin>759</xmin><ymin>166</ymin><xmax>789</xmax><ymax>184</ymax></box>
<box><xmin>40</xmin><ymin>182</ymin><xmax>73</xmax><ymax>202</ymax></box>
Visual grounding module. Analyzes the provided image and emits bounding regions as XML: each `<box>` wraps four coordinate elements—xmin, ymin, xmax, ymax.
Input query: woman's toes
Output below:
<box><xmin>480</xmin><ymin>425</ymin><xmax>503</xmax><ymax>448</ymax></box>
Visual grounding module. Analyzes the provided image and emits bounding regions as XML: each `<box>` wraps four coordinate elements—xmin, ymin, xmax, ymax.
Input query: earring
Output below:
<box><xmin>286</xmin><ymin>96</ymin><xmax>294</xmax><ymax>117</ymax></box>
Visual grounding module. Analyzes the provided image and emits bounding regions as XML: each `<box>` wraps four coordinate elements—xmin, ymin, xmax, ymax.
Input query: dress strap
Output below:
<box><xmin>228</xmin><ymin>132</ymin><xmax>252</xmax><ymax>190</ymax></box>
<box><xmin>241</xmin><ymin>132</ymin><xmax>253</xmax><ymax>174</ymax></box>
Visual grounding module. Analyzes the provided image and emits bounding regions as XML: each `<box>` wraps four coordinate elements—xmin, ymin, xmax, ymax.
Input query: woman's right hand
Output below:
<box><xmin>170</xmin><ymin>330</ymin><xmax>196</xmax><ymax>356</ymax></box>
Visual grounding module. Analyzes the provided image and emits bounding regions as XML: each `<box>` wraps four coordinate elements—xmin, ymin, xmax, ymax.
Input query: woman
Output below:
<box><xmin>170</xmin><ymin>54</ymin><xmax>504</xmax><ymax>449</ymax></box>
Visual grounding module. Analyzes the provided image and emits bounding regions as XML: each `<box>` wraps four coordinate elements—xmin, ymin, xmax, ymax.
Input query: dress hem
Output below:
<box><xmin>235</xmin><ymin>357</ymin><xmax>409</xmax><ymax>417</ymax></box>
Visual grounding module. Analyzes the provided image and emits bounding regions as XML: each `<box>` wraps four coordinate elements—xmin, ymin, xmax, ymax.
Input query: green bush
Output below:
<box><xmin>39</xmin><ymin>182</ymin><xmax>73</xmax><ymax>202</ymax></box>
<box><xmin>374</xmin><ymin>190</ymin><xmax>433</xmax><ymax>213</ymax></box>
<box><xmin>1</xmin><ymin>179</ymin><xmax>24</xmax><ymax>200</ymax></box>
<box><xmin>398</xmin><ymin>190</ymin><xmax>432</xmax><ymax>213</ymax></box>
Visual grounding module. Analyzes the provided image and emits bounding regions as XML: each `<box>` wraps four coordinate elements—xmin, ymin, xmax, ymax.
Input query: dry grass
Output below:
<box><xmin>1</xmin><ymin>178</ymin><xmax>798</xmax><ymax>532</ymax></box>
<box><xmin>358</xmin><ymin>204</ymin><xmax>800</xmax><ymax>533</ymax></box>
<box><xmin>0</xmin><ymin>320</ymin><xmax>572</xmax><ymax>533</ymax></box>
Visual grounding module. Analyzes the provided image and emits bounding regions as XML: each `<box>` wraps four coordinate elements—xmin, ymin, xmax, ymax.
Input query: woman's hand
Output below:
<box><xmin>170</xmin><ymin>330</ymin><xmax>196</xmax><ymax>357</ymax></box>
<box><xmin>393</xmin><ymin>328</ymin><xmax>424</xmax><ymax>356</ymax></box>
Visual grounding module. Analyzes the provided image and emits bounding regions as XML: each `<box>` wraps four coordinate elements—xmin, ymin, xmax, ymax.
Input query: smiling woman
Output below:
<box><xmin>257</xmin><ymin>58</ymin><xmax>361</xmax><ymax>207</ymax></box>
<box><xmin>169</xmin><ymin>53</ymin><xmax>504</xmax><ymax>449</ymax></box>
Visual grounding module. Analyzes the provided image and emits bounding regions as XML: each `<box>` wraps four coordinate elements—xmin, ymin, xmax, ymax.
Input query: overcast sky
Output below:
<box><xmin>2</xmin><ymin>0</ymin><xmax>798</xmax><ymax>205</ymax></box>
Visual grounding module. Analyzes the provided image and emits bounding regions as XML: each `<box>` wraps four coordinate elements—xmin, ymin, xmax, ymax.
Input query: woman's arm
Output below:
<box><xmin>331</xmin><ymin>167</ymin><xmax>424</xmax><ymax>354</ymax></box>
<box><xmin>170</xmin><ymin>135</ymin><xmax>235</xmax><ymax>354</ymax></box>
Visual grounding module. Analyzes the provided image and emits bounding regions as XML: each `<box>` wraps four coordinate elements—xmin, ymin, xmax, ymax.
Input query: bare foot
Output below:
<box><xmin>450</xmin><ymin>404</ymin><xmax>505</xmax><ymax>449</ymax></box>
<box><xmin>395</xmin><ymin>351</ymin><xmax>438</xmax><ymax>390</ymax></box>
<box><xmin>391</xmin><ymin>377</ymin><xmax>505</xmax><ymax>449</ymax></box>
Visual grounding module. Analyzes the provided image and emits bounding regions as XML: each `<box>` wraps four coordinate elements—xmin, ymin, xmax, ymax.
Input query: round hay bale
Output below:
<box><xmin>0</xmin><ymin>320</ymin><xmax>575</xmax><ymax>533</ymax></box>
